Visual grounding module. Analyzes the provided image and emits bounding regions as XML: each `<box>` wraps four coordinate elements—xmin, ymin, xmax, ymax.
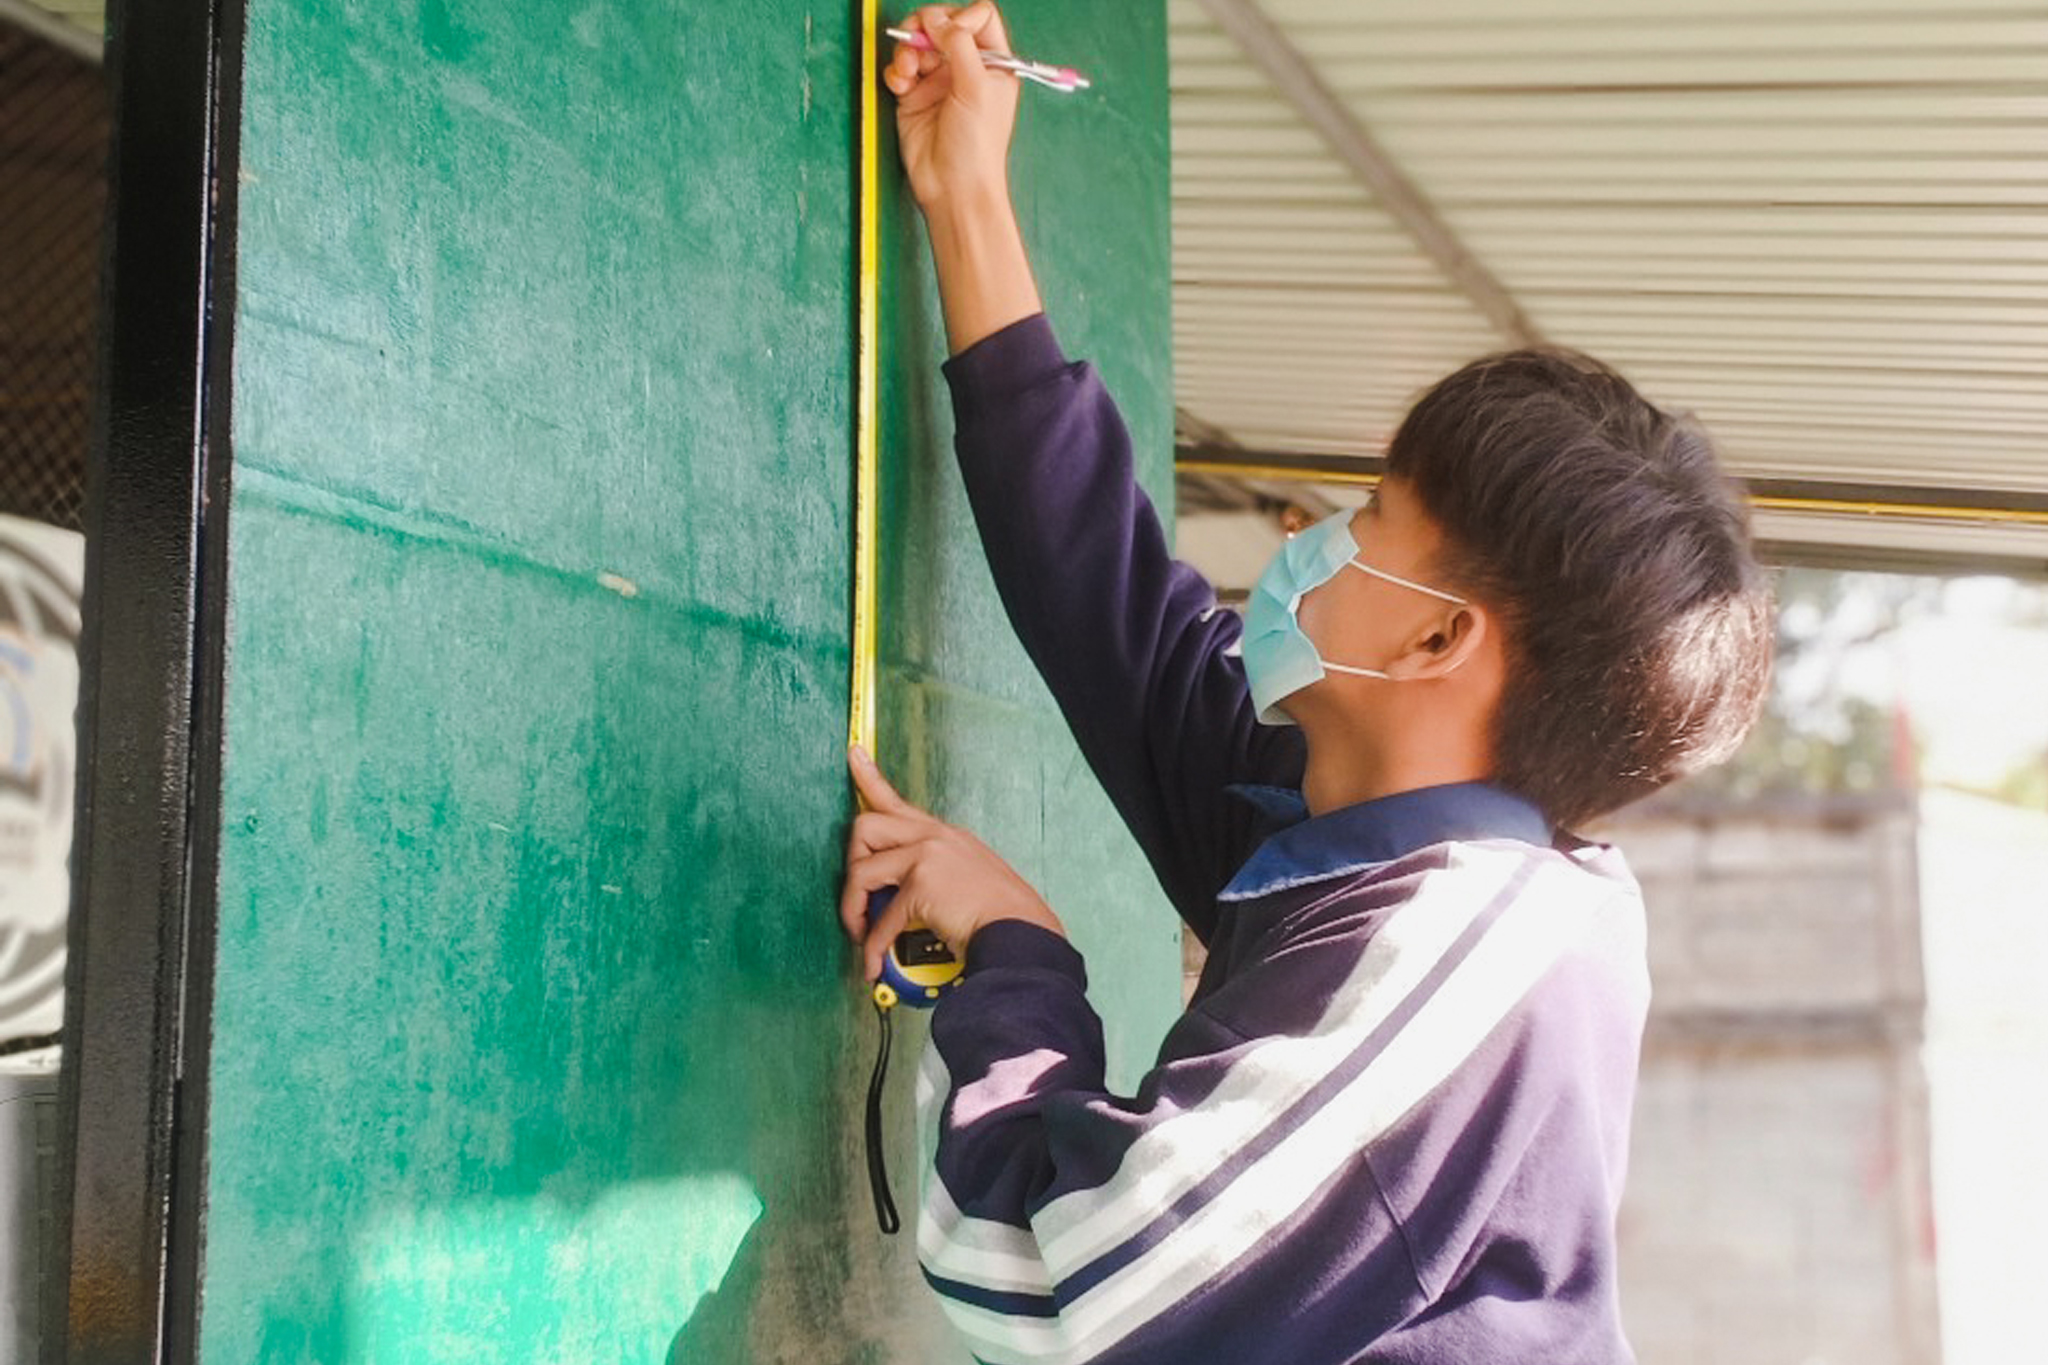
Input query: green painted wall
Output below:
<box><xmin>204</xmin><ymin>3</ymin><xmax>1175</xmax><ymax>1362</ymax></box>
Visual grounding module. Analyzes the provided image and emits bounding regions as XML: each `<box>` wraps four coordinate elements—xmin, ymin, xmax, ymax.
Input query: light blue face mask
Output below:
<box><xmin>1230</xmin><ymin>508</ymin><xmax>1469</xmax><ymax>726</ymax></box>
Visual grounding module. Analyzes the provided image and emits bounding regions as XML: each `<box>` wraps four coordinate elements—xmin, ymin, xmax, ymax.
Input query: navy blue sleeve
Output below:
<box><xmin>941</xmin><ymin>314</ymin><xmax>1305</xmax><ymax>943</ymax></box>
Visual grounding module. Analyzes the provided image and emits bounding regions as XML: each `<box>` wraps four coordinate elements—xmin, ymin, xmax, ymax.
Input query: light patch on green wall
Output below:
<box><xmin>348</xmin><ymin>1177</ymin><xmax>762</xmax><ymax>1363</ymax></box>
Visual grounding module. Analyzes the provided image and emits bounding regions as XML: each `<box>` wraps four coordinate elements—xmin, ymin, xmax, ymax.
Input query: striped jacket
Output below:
<box><xmin>925</xmin><ymin>314</ymin><xmax>1647</xmax><ymax>1364</ymax></box>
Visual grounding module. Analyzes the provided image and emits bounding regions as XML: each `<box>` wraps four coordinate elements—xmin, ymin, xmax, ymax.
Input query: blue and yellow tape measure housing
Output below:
<box><xmin>866</xmin><ymin>889</ymin><xmax>964</xmax><ymax>1010</ymax></box>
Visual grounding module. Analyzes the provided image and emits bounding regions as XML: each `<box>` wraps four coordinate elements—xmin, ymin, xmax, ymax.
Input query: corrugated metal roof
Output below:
<box><xmin>1170</xmin><ymin>0</ymin><xmax>2048</xmax><ymax>573</ymax></box>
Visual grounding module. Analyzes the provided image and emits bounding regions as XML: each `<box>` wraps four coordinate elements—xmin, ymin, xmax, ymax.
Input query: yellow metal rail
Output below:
<box><xmin>1175</xmin><ymin>458</ymin><xmax>2048</xmax><ymax>528</ymax></box>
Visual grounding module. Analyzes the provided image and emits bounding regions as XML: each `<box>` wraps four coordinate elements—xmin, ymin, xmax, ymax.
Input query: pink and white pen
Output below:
<box><xmin>885</xmin><ymin>26</ymin><xmax>1092</xmax><ymax>92</ymax></box>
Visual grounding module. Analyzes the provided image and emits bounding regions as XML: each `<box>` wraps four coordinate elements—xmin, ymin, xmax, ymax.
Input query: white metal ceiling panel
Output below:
<box><xmin>1169</xmin><ymin>0</ymin><xmax>2048</xmax><ymax>571</ymax></box>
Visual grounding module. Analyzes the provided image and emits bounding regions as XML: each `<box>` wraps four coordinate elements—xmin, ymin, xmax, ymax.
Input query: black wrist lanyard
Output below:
<box><xmin>865</xmin><ymin>998</ymin><xmax>902</xmax><ymax>1235</ymax></box>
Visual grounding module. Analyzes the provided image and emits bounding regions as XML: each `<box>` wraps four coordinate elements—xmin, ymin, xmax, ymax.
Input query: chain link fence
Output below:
<box><xmin>0</xmin><ymin>16</ymin><xmax>106</xmax><ymax>533</ymax></box>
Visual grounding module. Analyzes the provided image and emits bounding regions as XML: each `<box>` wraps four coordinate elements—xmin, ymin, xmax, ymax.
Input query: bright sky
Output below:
<box><xmin>1800</xmin><ymin>574</ymin><xmax>2048</xmax><ymax>793</ymax></box>
<box><xmin>1894</xmin><ymin>580</ymin><xmax>2048</xmax><ymax>791</ymax></box>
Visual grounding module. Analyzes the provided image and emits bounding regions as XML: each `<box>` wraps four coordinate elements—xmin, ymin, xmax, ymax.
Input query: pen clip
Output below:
<box><xmin>993</xmin><ymin>56</ymin><xmax>1090</xmax><ymax>92</ymax></box>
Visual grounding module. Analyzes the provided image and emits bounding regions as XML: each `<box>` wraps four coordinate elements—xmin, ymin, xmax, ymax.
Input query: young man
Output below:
<box><xmin>839</xmin><ymin>5</ymin><xmax>1774</xmax><ymax>1362</ymax></box>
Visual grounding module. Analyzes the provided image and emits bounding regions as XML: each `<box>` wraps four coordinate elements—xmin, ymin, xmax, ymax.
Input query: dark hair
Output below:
<box><xmin>1386</xmin><ymin>347</ymin><xmax>1773</xmax><ymax>830</ymax></box>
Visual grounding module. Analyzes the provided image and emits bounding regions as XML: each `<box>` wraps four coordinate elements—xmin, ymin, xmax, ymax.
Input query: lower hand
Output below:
<box><xmin>840</xmin><ymin>745</ymin><xmax>1064</xmax><ymax>983</ymax></box>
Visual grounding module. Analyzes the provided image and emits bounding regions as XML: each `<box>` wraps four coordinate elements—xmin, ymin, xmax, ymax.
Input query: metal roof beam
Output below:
<box><xmin>1193</xmin><ymin>0</ymin><xmax>1539</xmax><ymax>347</ymax></box>
<box><xmin>0</xmin><ymin>0</ymin><xmax>101</xmax><ymax>63</ymax></box>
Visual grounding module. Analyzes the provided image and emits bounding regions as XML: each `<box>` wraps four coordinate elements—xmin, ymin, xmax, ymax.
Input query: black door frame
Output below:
<box><xmin>55</xmin><ymin>0</ymin><xmax>243</xmax><ymax>1358</ymax></box>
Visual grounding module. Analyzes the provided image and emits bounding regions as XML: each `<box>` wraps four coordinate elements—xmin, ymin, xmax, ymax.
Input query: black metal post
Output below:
<box><xmin>54</xmin><ymin>0</ymin><xmax>243</xmax><ymax>1357</ymax></box>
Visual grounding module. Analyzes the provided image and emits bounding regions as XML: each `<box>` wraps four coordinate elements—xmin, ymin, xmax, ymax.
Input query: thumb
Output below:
<box><xmin>932</xmin><ymin>8</ymin><xmax>997</xmax><ymax>101</ymax></box>
<box><xmin>952</xmin><ymin>1</ymin><xmax>1011</xmax><ymax>50</ymax></box>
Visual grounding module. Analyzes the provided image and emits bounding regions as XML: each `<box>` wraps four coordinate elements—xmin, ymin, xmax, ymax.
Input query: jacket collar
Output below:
<box><xmin>1219</xmin><ymin>781</ymin><xmax>1551</xmax><ymax>902</ymax></box>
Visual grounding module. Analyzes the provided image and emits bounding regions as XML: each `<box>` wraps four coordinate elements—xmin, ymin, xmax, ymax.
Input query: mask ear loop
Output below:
<box><xmin>1343</xmin><ymin>559</ymin><xmax>1469</xmax><ymax>604</ymax></box>
<box><xmin>1320</xmin><ymin>562</ymin><xmax>1471</xmax><ymax>681</ymax></box>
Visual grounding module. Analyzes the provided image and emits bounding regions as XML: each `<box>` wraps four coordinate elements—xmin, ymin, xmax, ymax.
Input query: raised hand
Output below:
<box><xmin>884</xmin><ymin>3</ymin><xmax>1021</xmax><ymax>216</ymax></box>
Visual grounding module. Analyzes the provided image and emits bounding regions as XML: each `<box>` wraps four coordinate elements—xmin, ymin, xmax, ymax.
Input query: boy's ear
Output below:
<box><xmin>1387</xmin><ymin>604</ymin><xmax>1488</xmax><ymax>681</ymax></box>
